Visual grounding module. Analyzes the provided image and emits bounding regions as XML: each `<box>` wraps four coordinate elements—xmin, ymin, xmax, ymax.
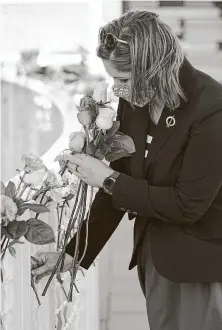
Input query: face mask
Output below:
<box><xmin>112</xmin><ymin>84</ymin><xmax>131</xmax><ymax>102</ymax></box>
<box><xmin>112</xmin><ymin>84</ymin><xmax>156</xmax><ymax>107</ymax></box>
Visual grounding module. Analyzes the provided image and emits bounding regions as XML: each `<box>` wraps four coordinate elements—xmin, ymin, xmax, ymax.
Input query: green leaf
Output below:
<box><xmin>14</xmin><ymin>198</ymin><xmax>24</xmax><ymax>209</ymax></box>
<box><xmin>1</xmin><ymin>226</ymin><xmax>11</xmax><ymax>239</ymax></box>
<box><xmin>108</xmin><ymin>133</ymin><xmax>136</xmax><ymax>154</ymax></box>
<box><xmin>63</xmin><ymin>193</ymin><xmax>74</xmax><ymax>201</ymax></box>
<box><xmin>5</xmin><ymin>181</ymin><xmax>16</xmax><ymax>199</ymax></box>
<box><xmin>7</xmin><ymin>220</ymin><xmax>29</xmax><ymax>239</ymax></box>
<box><xmin>100</xmin><ymin>142</ymin><xmax>112</xmax><ymax>154</ymax></box>
<box><xmin>25</xmin><ymin>218</ymin><xmax>55</xmax><ymax>245</ymax></box>
<box><xmin>8</xmin><ymin>246</ymin><xmax>16</xmax><ymax>258</ymax></box>
<box><xmin>19</xmin><ymin>203</ymin><xmax>50</xmax><ymax>214</ymax></box>
<box><xmin>106</xmin><ymin>121</ymin><xmax>120</xmax><ymax>138</ymax></box>
<box><xmin>105</xmin><ymin>148</ymin><xmax>130</xmax><ymax>162</ymax></box>
<box><xmin>1</xmin><ymin>181</ymin><xmax>6</xmax><ymax>195</ymax></box>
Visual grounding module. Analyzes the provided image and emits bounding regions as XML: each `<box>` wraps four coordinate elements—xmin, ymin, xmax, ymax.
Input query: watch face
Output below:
<box><xmin>104</xmin><ymin>177</ymin><xmax>115</xmax><ymax>193</ymax></box>
<box><xmin>105</xmin><ymin>177</ymin><xmax>115</xmax><ymax>189</ymax></box>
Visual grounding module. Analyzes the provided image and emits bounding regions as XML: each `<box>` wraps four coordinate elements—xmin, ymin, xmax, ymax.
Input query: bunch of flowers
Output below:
<box><xmin>1</xmin><ymin>82</ymin><xmax>135</xmax><ymax>305</ymax></box>
<box><xmin>41</xmin><ymin>82</ymin><xmax>135</xmax><ymax>301</ymax></box>
<box><xmin>1</xmin><ymin>154</ymin><xmax>78</xmax><ymax>304</ymax></box>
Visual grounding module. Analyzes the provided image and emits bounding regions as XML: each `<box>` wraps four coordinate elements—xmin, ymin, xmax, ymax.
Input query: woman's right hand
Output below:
<box><xmin>31</xmin><ymin>252</ymin><xmax>73</xmax><ymax>283</ymax></box>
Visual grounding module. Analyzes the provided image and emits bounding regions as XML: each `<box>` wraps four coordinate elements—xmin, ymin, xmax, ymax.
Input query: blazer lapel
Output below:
<box><xmin>128</xmin><ymin>104</ymin><xmax>150</xmax><ymax>179</ymax></box>
<box><xmin>144</xmin><ymin>105</ymin><xmax>185</xmax><ymax>174</ymax></box>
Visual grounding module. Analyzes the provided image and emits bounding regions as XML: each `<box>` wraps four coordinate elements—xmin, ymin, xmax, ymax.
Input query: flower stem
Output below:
<box><xmin>94</xmin><ymin>130</ymin><xmax>103</xmax><ymax>148</ymax></box>
<box><xmin>41</xmin><ymin>180</ymin><xmax>83</xmax><ymax>296</ymax></box>
<box><xmin>17</xmin><ymin>183</ymin><xmax>28</xmax><ymax>199</ymax></box>
<box><xmin>1</xmin><ymin>236</ymin><xmax>7</xmax><ymax>251</ymax></box>
<box><xmin>56</xmin><ymin>274</ymin><xmax>68</xmax><ymax>299</ymax></box>
<box><xmin>35</xmin><ymin>190</ymin><xmax>48</xmax><ymax>219</ymax></box>
<box><xmin>68</xmin><ymin>183</ymin><xmax>87</xmax><ymax>301</ymax></box>
<box><xmin>77</xmin><ymin>186</ymin><xmax>94</xmax><ymax>266</ymax></box>
<box><xmin>16</xmin><ymin>171</ymin><xmax>27</xmax><ymax>195</ymax></box>
<box><xmin>59</xmin><ymin>160</ymin><xmax>69</xmax><ymax>176</ymax></box>
<box><xmin>31</xmin><ymin>277</ymin><xmax>41</xmax><ymax>305</ymax></box>
<box><xmin>56</xmin><ymin>201</ymin><xmax>66</xmax><ymax>251</ymax></box>
<box><xmin>1</xmin><ymin>239</ymin><xmax>9</xmax><ymax>260</ymax></box>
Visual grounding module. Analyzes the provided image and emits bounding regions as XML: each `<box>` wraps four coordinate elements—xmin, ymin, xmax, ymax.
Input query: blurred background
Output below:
<box><xmin>1</xmin><ymin>1</ymin><xmax>222</xmax><ymax>330</ymax></box>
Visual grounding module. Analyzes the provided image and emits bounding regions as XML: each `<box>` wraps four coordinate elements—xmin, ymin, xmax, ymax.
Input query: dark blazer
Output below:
<box><xmin>65</xmin><ymin>58</ymin><xmax>222</xmax><ymax>282</ymax></box>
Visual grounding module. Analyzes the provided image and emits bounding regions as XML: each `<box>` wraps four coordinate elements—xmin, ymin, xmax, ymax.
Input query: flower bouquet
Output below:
<box><xmin>41</xmin><ymin>82</ymin><xmax>136</xmax><ymax>301</ymax></box>
<box><xmin>1</xmin><ymin>155</ymin><xmax>78</xmax><ymax>304</ymax></box>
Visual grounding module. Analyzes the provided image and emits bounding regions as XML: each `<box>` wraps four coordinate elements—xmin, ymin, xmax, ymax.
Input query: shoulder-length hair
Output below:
<box><xmin>97</xmin><ymin>10</ymin><xmax>186</xmax><ymax>111</ymax></box>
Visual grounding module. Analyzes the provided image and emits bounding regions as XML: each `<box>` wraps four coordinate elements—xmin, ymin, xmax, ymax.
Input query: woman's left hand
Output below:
<box><xmin>63</xmin><ymin>154</ymin><xmax>114</xmax><ymax>188</ymax></box>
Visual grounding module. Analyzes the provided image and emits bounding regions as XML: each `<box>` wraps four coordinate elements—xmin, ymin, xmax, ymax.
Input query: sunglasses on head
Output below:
<box><xmin>100</xmin><ymin>31</ymin><xmax>128</xmax><ymax>50</ymax></box>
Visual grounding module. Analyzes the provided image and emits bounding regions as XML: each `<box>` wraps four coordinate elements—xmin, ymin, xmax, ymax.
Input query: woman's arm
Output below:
<box><xmin>111</xmin><ymin>109</ymin><xmax>222</xmax><ymax>226</ymax></box>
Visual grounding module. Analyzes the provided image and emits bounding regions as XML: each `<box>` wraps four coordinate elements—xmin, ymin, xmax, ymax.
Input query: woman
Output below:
<box><xmin>32</xmin><ymin>10</ymin><xmax>222</xmax><ymax>329</ymax></box>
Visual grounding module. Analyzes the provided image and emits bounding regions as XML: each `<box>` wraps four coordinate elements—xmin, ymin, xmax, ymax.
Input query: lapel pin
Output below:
<box><xmin>166</xmin><ymin>115</ymin><xmax>176</xmax><ymax>128</ymax></box>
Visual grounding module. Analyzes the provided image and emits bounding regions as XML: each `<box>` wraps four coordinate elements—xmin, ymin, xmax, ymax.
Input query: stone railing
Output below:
<box><xmin>1</xmin><ymin>73</ymin><xmax>99</xmax><ymax>330</ymax></box>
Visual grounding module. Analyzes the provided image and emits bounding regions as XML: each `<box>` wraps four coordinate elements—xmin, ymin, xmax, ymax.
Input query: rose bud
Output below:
<box><xmin>79</xmin><ymin>96</ymin><xmax>94</xmax><ymax>109</ymax></box>
<box><xmin>93</xmin><ymin>82</ymin><xmax>109</xmax><ymax>103</ymax></box>
<box><xmin>77</xmin><ymin>110</ymin><xmax>93</xmax><ymax>126</ymax></box>
<box><xmin>43</xmin><ymin>169</ymin><xmax>63</xmax><ymax>188</ymax></box>
<box><xmin>6</xmin><ymin>220</ymin><xmax>29</xmax><ymax>239</ymax></box>
<box><xmin>21</xmin><ymin>154</ymin><xmax>47</xmax><ymax>173</ymax></box>
<box><xmin>96</xmin><ymin>107</ymin><xmax>115</xmax><ymax>130</ymax></box>
<box><xmin>23</xmin><ymin>168</ymin><xmax>47</xmax><ymax>187</ymax></box>
<box><xmin>69</xmin><ymin>132</ymin><xmax>86</xmax><ymax>152</ymax></box>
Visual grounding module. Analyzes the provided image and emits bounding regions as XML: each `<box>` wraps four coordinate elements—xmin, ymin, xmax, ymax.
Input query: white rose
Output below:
<box><xmin>21</xmin><ymin>154</ymin><xmax>47</xmax><ymax>172</ymax></box>
<box><xmin>23</xmin><ymin>168</ymin><xmax>47</xmax><ymax>187</ymax></box>
<box><xmin>96</xmin><ymin>107</ymin><xmax>115</xmax><ymax>130</ymax></box>
<box><xmin>0</xmin><ymin>195</ymin><xmax>18</xmax><ymax>221</ymax></box>
<box><xmin>46</xmin><ymin>187</ymin><xmax>70</xmax><ymax>203</ymax></box>
<box><xmin>93</xmin><ymin>82</ymin><xmax>109</xmax><ymax>103</ymax></box>
<box><xmin>54</xmin><ymin>150</ymin><xmax>72</xmax><ymax>169</ymax></box>
<box><xmin>69</xmin><ymin>132</ymin><xmax>86</xmax><ymax>152</ymax></box>
<box><xmin>44</xmin><ymin>169</ymin><xmax>63</xmax><ymax>188</ymax></box>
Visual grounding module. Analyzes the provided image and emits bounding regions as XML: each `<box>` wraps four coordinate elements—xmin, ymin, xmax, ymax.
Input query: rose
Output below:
<box><xmin>62</xmin><ymin>171</ymin><xmax>77</xmax><ymax>186</ymax></box>
<box><xmin>69</xmin><ymin>132</ymin><xmax>86</xmax><ymax>152</ymax></box>
<box><xmin>21</xmin><ymin>154</ymin><xmax>47</xmax><ymax>173</ymax></box>
<box><xmin>93</xmin><ymin>82</ymin><xmax>109</xmax><ymax>103</ymax></box>
<box><xmin>54</xmin><ymin>150</ymin><xmax>72</xmax><ymax>169</ymax></box>
<box><xmin>79</xmin><ymin>96</ymin><xmax>95</xmax><ymax>110</ymax></box>
<box><xmin>0</xmin><ymin>195</ymin><xmax>18</xmax><ymax>221</ymax></box>
<box><xmin>43</xmin><ymin>169</ymin><xmax>63</xmax><ymax>189</ymax></box>
<box><xmin>77</xmin><ymin>110</ymin><xmax>93</xmax><ymax>126</ymax></box>
<box><xmin>96</xmin><ymin>107</ymin><xmax>115</xmax><ymax>130</ymax></box>
<box><xmin>23</xmin><ymin>168</ymin><xmax>47</xmax><ymax>187</ymax></box>
<box><xmin>46</xmin><ymin>187</ymin><xmax>70</xmax><ymax>203</ymax></box>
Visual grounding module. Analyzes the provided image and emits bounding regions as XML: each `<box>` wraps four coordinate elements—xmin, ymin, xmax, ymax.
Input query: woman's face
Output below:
<box><xmin>102</xmin><ymin>59</ymin><xmax>132</xmax><ymax>102</ymax></box>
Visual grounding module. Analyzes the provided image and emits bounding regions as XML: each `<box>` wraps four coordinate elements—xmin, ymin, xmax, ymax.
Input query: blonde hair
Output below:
<box><xmin>97</xmin><ymin>10</ymin><xmax>186</xmax><ymax>116</ymax></box>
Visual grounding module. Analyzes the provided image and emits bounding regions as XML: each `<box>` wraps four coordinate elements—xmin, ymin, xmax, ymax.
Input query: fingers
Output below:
<box><xmin>69</xmin><ymin>169</ymin><xmax>84</xmax><ymax>180</ymax></box>
<box><xmin>31</xmin><ymin>256</ymin><xmax>41</xmax><ymax>269</ymax></box>
<box><xmin>31</xmin><ymin>253</ymin><xmax>45</xmax><ymax>269</ymax></box>
<box><xmin>35</xmin><ymin>270</ymin><xmax>52</xmax><ymax>283</ymax></box>
<box><xmin>31</xmin><ymin>264</ymin><xmax>49</xmax><ymax>277</ymax></box>
<box><xmin>67</xmin><ymin>162</ymin><xmax>78</xmax><ymax>172</ymax></box>
<box><xmin>64</xmin><ymin>154</ymin><xmax>86</xmax><ymax>165</ymax></box>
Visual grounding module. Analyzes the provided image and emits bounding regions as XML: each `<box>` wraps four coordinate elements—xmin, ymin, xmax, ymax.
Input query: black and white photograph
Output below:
<box><xmin>1</xmin><ymin>1</ymin><xmax>222</xmax><ymax>329</ymax></box>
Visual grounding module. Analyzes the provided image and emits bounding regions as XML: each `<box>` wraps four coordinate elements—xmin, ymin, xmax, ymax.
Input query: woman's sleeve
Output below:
<box><xmin>111</xmin><ymin>109</ymin><xmax>222</xmax><ymax>225</ymax></box>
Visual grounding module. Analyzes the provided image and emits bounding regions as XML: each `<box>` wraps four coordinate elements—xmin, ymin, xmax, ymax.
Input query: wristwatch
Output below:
<box><xmin>103</xmin><ymin>171</ymin><xmax>120</xmax><ymax>195</ymax></box>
